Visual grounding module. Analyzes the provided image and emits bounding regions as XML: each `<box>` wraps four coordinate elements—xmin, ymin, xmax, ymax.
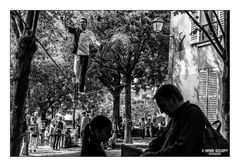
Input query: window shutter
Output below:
<box><xmin>198</xmin><ymin>69</ymin><xmax>219</xmax><ymax>124</ymax></box>
<box><xmin>207</xmin><ymin>70</ymin><xmax>218</xmax><ymax>123</ymax></box>
<box><xmin>198</xmin><ymin>69</ymin><xmax>208</xmax><ymax>116</ymax></box>
<box><xmin>218</xmin><ymin>10</ymin><xmax>225</xmax><ymax>37</ymax></box>
<box><xmin>190</xmin><ymin>11</ymin><xmax>200</xmax><ymax>44</ymax></box>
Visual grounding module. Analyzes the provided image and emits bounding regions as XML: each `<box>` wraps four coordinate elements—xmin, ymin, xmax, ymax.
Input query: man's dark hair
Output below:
<box><xmin>80</xmin><ymin>17</ymin><xmax>88</xmax><ymax>25</ymax></box>
<box><xmin>153</xmin><ymin>84</ymin><xmax>184</xmax><ymax>101</ymax></box>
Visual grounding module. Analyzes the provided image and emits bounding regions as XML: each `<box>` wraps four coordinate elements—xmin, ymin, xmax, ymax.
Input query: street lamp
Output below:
<box><xmin>152</xmin><ymin>16</ymin><xmax>164</xmax><ymax>33</ymax></box>
<box><xmin>151</xmin><ymin>16</ymin><xmax>184</xmax><ymax>84</ymax></box>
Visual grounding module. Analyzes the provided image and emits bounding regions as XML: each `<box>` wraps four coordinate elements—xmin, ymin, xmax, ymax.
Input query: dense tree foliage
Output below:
<box><xmin>10</xmin><ymin>10</ymin><xmax>170</xmax><ymax>149</ymax></box>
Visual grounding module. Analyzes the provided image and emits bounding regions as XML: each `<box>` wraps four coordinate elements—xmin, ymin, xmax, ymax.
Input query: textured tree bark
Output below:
<box><xmin>123</xmin><ymin>75</ymin><xmax>133</xmax><ymax>143</ymax></box>
<box><xmin>10</xmin><ymin>34</ymin><xmax>37</xmax><ymax>156</ymax></box>
<box><xmin>112</xmin><ymin>90</ymin><xmax>121</xmax><ymax>133</ymax></box>
<box><xmin>10</xmin><ymin>10</ymin><xmax>39</xmax><ymax>156</ymax></box>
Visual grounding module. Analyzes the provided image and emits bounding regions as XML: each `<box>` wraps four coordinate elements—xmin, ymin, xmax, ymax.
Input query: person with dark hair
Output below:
<box><xmin>141</xmin><ymin>84</ymin><xmax>205</xmax><ymax>156</ymax></box>
<box><xmin>53</xmin><ymin>116</ymin><xmax>63</xmax><ymax>150</ymax></box>
<box><xmin>139</xmin><ymin>117</ymin><xmax>145</xmax><ymax>139</ymax></box>
<box><xmin>81</xmin><ymin>115</ymin><xmax>112</xmax><ymax>156</ymax></box>
<box><xmin>64</xmin><ymin>17</ymin><xmax>101</xmax><ymax>92</ymax></box>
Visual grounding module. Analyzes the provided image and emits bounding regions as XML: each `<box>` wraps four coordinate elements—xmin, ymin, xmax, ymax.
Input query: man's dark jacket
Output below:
<box><xmin>81</xmin><ymin>136</ymin><xmax>107</xmax><ymax>157</ymax></box>
<box><xmin>146</xmin><ymin>101</ymin><xmax>205</xmax><ymax>156</ymax></box>
<box><xmin>66</xmin><ymin>26</ymin><xmax>82</xmax><ymax>54</ymax></box>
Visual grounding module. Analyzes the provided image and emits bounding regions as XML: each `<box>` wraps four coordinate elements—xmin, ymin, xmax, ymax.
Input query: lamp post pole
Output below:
<box><xmin>152</xmin><ymin>16</ymin><xmax>176</xmax><ymax>84</ymax></box>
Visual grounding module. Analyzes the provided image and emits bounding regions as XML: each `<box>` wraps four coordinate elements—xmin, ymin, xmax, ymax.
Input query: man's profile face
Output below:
<box><xmin>156</xmin><ymin>97</ymin><xmax>175</xmax><ymax>117</ymax></box>
<box><xmin>79</xmin><ymin>19</ymin><xmax>87</xmax><ymax>31</ymax></box>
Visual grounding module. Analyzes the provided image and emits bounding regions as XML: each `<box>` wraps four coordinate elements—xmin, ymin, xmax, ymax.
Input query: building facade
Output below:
<box><xmin>168</xmin><ymin>11</ymin><xmax>225</xmax><ymax>128</ymax></box>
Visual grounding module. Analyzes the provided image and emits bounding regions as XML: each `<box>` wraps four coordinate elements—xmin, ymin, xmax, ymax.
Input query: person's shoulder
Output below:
<box><xmin>86</xmin><ymin>29</ymin><xmax>94</xmax><ymax>35</ymax></box>
<box><xmin>186</xmin><ymin>102</ymin><xmax>202</xmax><ymax>113</ymax></box>
<box><xmin>185</xmin><ymin>102</ymin><xmax>203</xmax><ymax>119</ymax></box>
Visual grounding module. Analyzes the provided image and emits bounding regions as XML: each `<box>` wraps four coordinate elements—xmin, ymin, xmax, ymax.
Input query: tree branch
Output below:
<box><xmin>213</xmin><ymin>10</ymin><xmax>225</xmax><ymax>38</ymax></box>
<box><xmin>25</xmin><ymin>10</ymin><xmax>35</xmax><ymax>33</ymax></box>
<box><xmin>129</xmin><ymin>37</ymin><xmax>147</xmax><ymax>73</ymax></box>
<box><xmin>112</xmin><ymin>48</ymin><xmax>125</xmax><ymax>69</ymax></box>
<box><xmin>16</xmin><ymin>11</ymin><xmax>24</xmax><ymax>36</ymax></box>
<box><xmin>32</xmin><ymin>11</ymin><xmax>40</xmax><ymax>34</ymax></box>
<box><xmin>204</xmin><ymin>11</ymin><xmax>224</xmax><ymax>54</ymax></box>
<box><xmin>10</xmin><ymin>13</ymin><xmax>20</xmax><ymax>40</ymax></box>
<box><xmin>185</xmin><ymin>11</ymin><xmax>224</xmax><ymax>60</ymax></box>
<box><xmin>91</xmin><ymin>55</ymin><xmax>119</xmax><ymax>73</ymax></box>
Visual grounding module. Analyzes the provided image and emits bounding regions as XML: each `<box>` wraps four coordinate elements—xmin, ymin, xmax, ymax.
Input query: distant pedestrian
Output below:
<box><xmin>81</xmin><ymin>115</ymin><xmax>112</xmax><ymax>156</ymax></box>
<box><xmin>44</xmin><ymin>127</ymin><xmax>50</xmax><ymax>146</ymax></box>
<box><xmin>65</xmin><ymin>128</ymin><xmax>72</xmax><ymax>148</ymax></box>
<box><xmin>75</xmin><ymin>115</ymin><xmax>81</xmax><ymax>138</ymax></box>
<box><xmin>29</xmin><ymin>116</ymin><xmax>39</xmax><ymax>152</ymax></box>
<box><xmin>20</xmin><ymin>113</ymin><xmax>31</xmax><ymax>156</ymax></box>
<box><xmin>80</xmin><ymin>112</ymin><xmax>90</xmax><ymax>143</ymax></box>
<box><xmin>145</xmin><ymin>118</ymin><xmax>152</xmax><ymax>138</ymax></box>
<box><xmin>60</xmin><ymin>118</ymin><xmax>67</xmax><ymax>148</ymax></box>
<box><xmin>139</xmin><ymin>118</ymin><xmax>145</xmax><ymax>139</ymax></box>
<box><xmin>53</xmin><ymin>116</ymin><xmax>63</xmax><ymax>150</ymax></box>
<box><xmin>49</xmin><ymin>119</ymin><xmax>56</xmax><ymax>147</ymax></box>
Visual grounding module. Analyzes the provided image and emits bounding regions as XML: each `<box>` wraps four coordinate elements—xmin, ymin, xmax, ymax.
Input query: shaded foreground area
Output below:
<box><xmin>27</xmin><ymin>137</ymin><xmax>151</xmax><ymax>157</ymax></box>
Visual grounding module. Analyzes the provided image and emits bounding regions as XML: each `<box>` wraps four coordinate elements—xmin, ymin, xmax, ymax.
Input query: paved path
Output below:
<box><xmin>29</xmin><ymin>146</ymin><xmax>81</xmax><ymax>157</ymax></box>
<box><xmin>28</xmin><ymin>137</ymin><xmax>151</xmax><ymax>157</ymax></box>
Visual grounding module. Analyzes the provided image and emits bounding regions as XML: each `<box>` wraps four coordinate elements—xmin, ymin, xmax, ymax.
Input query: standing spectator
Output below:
<box><xmin>53</xmin><ymin>116</ymin><xmax>63</xmax><ymax>150</ymax></box>
<box><xmin>60</xmin><ymin>118</ymin><xmax>67</xmax><ymax>148</ymax></box>
<box><xmin>49</xmin><ymin>119</ymin><xmax>56</xmax><ymax>147</ymax></box>
<box><xmin>65</xmin><ymin>128</ymin><xmax>72</xmax><ymax>148</ymax></box>
<box><xmin>81</xmin><ymin>115</ymin><xmax>112</xmax><ymax>156</ymax></box>
<box><xmin>44</xmin><ymin>126</ymin><xmax>50</xmax><ymax>146</ymax></box>
<box><xmin>80</xmin><ymin>112</ymin><xmax>90</xmax><ymax>144</ymax></box>
<box><xmin>151</xmin><ymin>118</ymin><xmax>159</xmax><ymax>137</ymax></box>
<box><xmin>34</xmin><ymin>108</ymin><xmax>42</xmax><ymax>147</ymax></box>
<box><xmin>20</xmin><ymin>112</ymin><xmax>31</xmax><ymax>156</ymax></box>
<box><xmin>121</xmin><ymin>116</ymin><xmax>127</xmax><ymax>139</ymax></box>
<box><xmin>75</xmin><ymin>115</ymin><xmax>81</xmax><ymax>138</ymax></box>
<box><xmin>145</xmin><ymin>118</ymin><xmax>152</xmax><ymax>138</ymax></box>
<box><xmin>64</xmin><ymin>17</ymin><xmax>101</xmax><ymax>92</ymax></box>
<box><xmin>29</xmin><ymin>116</ymin><xmax>39</xmax><ymax>152</ymax></box>
<box><xmin>139</xmin><ymin>118</ymin><xmax>145</xmax><ymax>139</ymax></box>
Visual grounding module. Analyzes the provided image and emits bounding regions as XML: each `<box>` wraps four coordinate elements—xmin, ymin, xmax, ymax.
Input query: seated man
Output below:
<box><xmin>141</xmin><ymin>84</ymin><xmax>205</xmax><ymax>156</ymax></box>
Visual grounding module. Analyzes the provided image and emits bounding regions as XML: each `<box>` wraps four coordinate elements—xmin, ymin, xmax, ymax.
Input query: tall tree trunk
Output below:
<box><xmin>10</xmin><ymin>33</ymin><xmax>37</xmax><ymax>156</ymax></box>
<box><xmin>124</xmin><ymin>75</ymin><xmax>133</xmax><ymax>143</ymax></box>
<box><xmin>222</xmin><ymin>10</ymin><xmax>230</xmax><ymax>142</ymax></box>
<box><xmin>112</xmin><ymin>90</ymin><xmax>121</xmax><ymax>133</ymax></box>
<box><xmin>10</xmin><ymin>10</ymin><xmax>39</xmax><ymax>156</ymax></box>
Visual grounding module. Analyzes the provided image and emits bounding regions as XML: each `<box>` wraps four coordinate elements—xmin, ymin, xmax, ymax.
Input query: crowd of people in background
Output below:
<box><xmin>20</xmin><ymin>109</ymin><xmax>69</xmax><ymax>155</ymax></box>
<box><xmin>137</xmin><ymin>116</ymin><xmax>166</xmax><ymax>139</ymax></box>
<box><xmin>20</xmin><ymin>106</ymin><xmax>166</xmax><ymax>156</ymax></box>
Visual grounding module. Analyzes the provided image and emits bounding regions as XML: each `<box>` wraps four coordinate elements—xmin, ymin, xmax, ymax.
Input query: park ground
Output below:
<box><xmin>27</xmin><ymin>137</ymin><xmax>151</xmax><ymax>157</ymax></box>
